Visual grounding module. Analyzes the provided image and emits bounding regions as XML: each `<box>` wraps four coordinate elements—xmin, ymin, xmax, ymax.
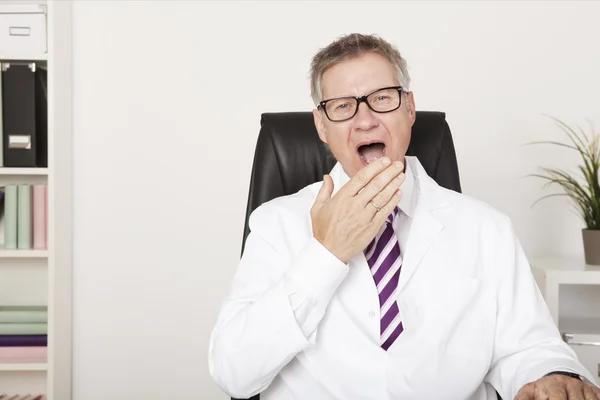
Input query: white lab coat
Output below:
<box><xmin>208</xmin><ymin>156</ymin><xmax>595</xmax><ymax>400</ymax></box>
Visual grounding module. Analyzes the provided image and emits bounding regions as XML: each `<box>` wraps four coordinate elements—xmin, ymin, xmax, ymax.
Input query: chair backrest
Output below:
<box><xmin>240</xmin><ymin>110</ymin><xmax>462</xmax><ymax>256</ymax></box>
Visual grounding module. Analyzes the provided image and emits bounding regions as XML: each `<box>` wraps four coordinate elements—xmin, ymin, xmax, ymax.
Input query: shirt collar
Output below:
<box><xmin>398</xmin><ymin>156</ymin><xmax>416</xmax><ymax>219</ymax></box>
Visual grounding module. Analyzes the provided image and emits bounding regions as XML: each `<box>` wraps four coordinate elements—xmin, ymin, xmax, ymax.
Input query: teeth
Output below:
<box><xmin>360</xmin><ymin>155</ymin><xmax>381</xmax><ymax>164</ymax></box>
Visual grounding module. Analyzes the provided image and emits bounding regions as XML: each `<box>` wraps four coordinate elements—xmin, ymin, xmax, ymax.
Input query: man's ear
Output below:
<box><xmin>312</xmin><ymin>108</ymin><xmax>328</xmax><ymax>144</ymax></box>
<box><xmin>406</xmin><ymin>91</ymin><xmax>416</xmax><ymax>126</ymax></box>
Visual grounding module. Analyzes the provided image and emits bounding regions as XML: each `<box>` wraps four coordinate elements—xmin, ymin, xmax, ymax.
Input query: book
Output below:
<box><xmin>32</xmin><ymin>184</ymin><xmax>46</xmax><ymax>249</ymax></box>
<box><xmin>0</xmin><ymin>188</ymin><xmax>4</xmax><ymax>222</ymax></box>
<box><xmin>17</xmin><ymin>184</ymin><xmax>32</xmax><ymax>249</ymax></box>
<box><xmin>0</xmin><ymin>62</ymin><xmax>3</xmax><ymax>167</ymax></box>
<box><xmin>3</xmin><ymin>184</ymin><xmax>17</xmax><ymax>249</ymax></box>
<box><xmin>0</xmin><ymin>306</ymin><xmax>47</xmax><ymax>323</ymax></box>
<box><xmin>0</xmin><ymin>323</ymin><xmax>46</xmax><ymax>335</ymax></box>
<box><xmin>0</xmin><ymin>346</ymin><xmax>46</xmax><ymax>361</ymax></box>
<box><xmin>0</xmin><ymin>335</ymin><xmax>47</xmax><ymax>347</ymax></box>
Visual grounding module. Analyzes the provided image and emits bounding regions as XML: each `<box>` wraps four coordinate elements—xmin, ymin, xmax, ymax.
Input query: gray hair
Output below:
<box><xmin>309</xmin><ymin>33</ymin><xmax>411</xmax><ymax>106</ymax></box>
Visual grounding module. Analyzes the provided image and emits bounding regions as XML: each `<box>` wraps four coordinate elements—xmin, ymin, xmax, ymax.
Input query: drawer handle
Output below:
<box><xmin>563</xmin><ymin>333</ymin><xmax>600</xmax><ymax>346</ymax></box>
<box><xmin>9</xmin><ymin>26</ymin><xmax>31</xmax><ymax>37</ymax></box>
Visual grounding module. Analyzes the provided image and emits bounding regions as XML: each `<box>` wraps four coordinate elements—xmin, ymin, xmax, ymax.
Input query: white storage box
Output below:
<box><xmin>0</xmin><ymin>4</ymin><xmax>47</xmax><ymax>55</ymax></box>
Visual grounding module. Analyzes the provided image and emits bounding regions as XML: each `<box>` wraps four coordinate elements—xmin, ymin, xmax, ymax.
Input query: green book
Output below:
<box><xmin>4</xmin><ymin>184</ymin><xmax>18</xmax><ymax>249</ymax></box>
<box><xmin>0</xmin><ymin>62</ymin><xmax>3</xmax><ymax>167</ymax></box>
<box><xmin>17</xmin><ymin>184</ymin><xmax>32</xmax><ymax>249</ymax></box>
<box><xmin>0</xmin><ymin>306</ymin><xmax>48</xmax><ymax>323</ymax></box>
<box><xmin>0</xmin><ymin>322</ymin><xmax>47</xmax><ymax>335</ymax></box>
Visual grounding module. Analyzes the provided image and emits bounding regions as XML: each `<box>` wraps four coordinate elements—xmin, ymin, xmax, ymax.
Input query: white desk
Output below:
<box><xmin>529</xmin><ymin>257</ymin><xmax>600</xmax><ymax>379</ymax></box>
<box><xmin>529</xmin><ymin>257</ymin><xmax>600</xmax><ymax>323</ymax></box>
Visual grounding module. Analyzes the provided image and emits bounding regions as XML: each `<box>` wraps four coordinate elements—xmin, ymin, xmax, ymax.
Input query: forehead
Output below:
<box><xmin>321</xmin><ymin>52</ymin><xmax>398</xmax><ymax>100</ymax></box>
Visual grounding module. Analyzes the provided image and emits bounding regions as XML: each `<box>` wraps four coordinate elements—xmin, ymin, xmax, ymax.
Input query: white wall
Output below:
<box><xmin>71</xmin><ymin>1</ymin><xmax>600</xmax><ymax>398</ymax></box>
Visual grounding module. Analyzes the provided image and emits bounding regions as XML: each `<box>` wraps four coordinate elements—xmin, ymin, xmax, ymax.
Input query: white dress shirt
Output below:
<box><xmin>208</xmin><ymin>156</ymin><xmax>596</xmax><ymax>400</ymax></box>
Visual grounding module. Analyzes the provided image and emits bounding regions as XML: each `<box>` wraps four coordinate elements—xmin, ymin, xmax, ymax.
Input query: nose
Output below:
<box><xmin>353</xmin><ymin>101</ymin><xmax>378</xmax><ymax>131</ymax></box>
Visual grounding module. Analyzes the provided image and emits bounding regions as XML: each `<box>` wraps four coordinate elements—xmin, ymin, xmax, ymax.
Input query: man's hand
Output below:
<box><xmin>311</xmin><ymin>157</ymin><xmax>405</xmax><ymax>264</ymax></box>
<box><xmin>515</xmin><ymin>373</ymin><xmax>600</xmax><ymax>400</ymax></box>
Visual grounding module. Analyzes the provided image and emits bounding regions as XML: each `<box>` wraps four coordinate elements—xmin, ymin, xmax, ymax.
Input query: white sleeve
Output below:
<box><xmin>484</xmin><ymin>217</ymin><xmax>598</xmax><ymax>399</ymax></box>
<box><xmin>208</xmin><ymin>205</ymin><xmax>348</xmax><ymax>399</ymax></box>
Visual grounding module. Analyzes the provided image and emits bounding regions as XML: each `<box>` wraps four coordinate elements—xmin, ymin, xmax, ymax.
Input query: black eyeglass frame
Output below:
<box><xmin>317</xmin><ymin>86</ymin><xmax>408</xmax><ymax>122</ymax></box>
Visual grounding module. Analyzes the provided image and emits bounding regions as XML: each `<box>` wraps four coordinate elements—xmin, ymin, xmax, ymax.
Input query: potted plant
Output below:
<box><xmin>529</xmin><ymin>116</ymin><xmax>600</xmax><ymax>265</ymax></box>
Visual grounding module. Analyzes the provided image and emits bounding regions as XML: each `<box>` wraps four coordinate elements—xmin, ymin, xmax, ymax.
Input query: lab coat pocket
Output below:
<box><xmin>418</xmin><ymin>276</ymin><xmax>495</xmax><ymax>367</ymax></box>
<box><xmin>401</xmin><ymin>276</ymin><xmax>496</xmax><ymax>397</ymax></box>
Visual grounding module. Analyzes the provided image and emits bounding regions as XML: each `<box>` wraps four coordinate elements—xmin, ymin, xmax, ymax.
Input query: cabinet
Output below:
<box><xmin>530</xmin><ymin>257</ymin><xmax>600</xmax><ymax>380</ymax></box>
<box><xmin>0</xmin><ymin>1</ymin><xmax>72</xmax><ymax>399</ymax></box>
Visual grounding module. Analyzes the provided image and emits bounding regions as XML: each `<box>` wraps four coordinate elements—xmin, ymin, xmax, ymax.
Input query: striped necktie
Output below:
<box><xmin>364</xmin><ymin>206</ymin><xmax>403</xmax><ymax>350</ymax></box>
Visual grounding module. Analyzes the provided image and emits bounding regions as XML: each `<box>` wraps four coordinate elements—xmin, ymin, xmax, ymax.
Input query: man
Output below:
<box><xmin>209</xmin><ymin>33</ymin><xmax>599</xmax><ymax>399</ymax></box>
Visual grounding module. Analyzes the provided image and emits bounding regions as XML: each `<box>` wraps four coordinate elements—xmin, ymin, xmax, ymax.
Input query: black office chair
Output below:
<box><xmin>235</xmin><ymin>110</ymin><xmax>462</xmax><ymax>400</ymax></box>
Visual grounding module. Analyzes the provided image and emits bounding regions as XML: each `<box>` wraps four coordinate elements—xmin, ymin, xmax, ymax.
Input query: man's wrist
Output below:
<box><xmin>545</xmin><ymin>371</ymin><xmax>582</xmax><ymax>381</ymax></box>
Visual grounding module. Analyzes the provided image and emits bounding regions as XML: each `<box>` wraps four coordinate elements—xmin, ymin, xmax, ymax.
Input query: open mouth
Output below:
<box><xmin>357</xmin><ymin>142</ymin><xmax>386</xmax><ymax>164</ymax></box>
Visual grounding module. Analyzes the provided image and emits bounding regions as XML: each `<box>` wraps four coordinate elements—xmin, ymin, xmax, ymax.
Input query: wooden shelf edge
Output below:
<box><xmin>0</xmin><ymin>249</ymin><xmax>49</xmax><ymax>259</ymax></box>
<box><xmin>0</xmin><ymin>54</ymin><xmax>48</xmax><ymax>61</ymax></box>
<box><xmin>0</xmin><ymin>168</ymin><xmax>48</xmax><ymax>176</ymax></box>
<box><xmin>0</xmin><ymin>362</ymin><xmax>47</xmax><ymax>371</ymax></box>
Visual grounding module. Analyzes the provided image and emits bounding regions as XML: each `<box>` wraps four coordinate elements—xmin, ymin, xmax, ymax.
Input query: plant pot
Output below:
<box><xmin>582</xmin><ymin>229</ymin><xmax>600</xmax><ymax>265</ymax></box>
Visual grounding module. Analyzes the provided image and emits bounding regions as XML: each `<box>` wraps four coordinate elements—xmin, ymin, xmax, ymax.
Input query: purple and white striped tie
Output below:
<box><xmin>364</xmin><ymin>206</ymin><xmax>403</xmax><ymax>351</ymax></box>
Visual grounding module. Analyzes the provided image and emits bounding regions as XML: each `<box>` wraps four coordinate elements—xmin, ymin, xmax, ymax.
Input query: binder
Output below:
<box><xmin>1</xmin><ymin>62</ymin><xmax>47</xmax><ymax>167</ymax></box>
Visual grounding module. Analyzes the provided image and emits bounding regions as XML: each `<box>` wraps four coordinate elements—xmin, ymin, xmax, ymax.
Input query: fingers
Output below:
<box><xmin>312</xmin><ymin>174</ymin><xmax>334</xmax><ymax>213</ymax></box>
<box><xmin>567</xmin><ymin>383</ymin><xmax>585</xmax><ymax>400</ymax></box>
<box><xmin>582</xmin><ymin>383</ymin><xmax>600</xmax><ymax>400</ymax></box>
<box><xmin>371</xmin><ymin>186</ymin><xmax>403</xmax><ymax>224</ymax></box>
<box><xmin>583</xmin><ymin>384</ymin><xmax>597</xmax><ymax>400</ymax></box>
<box><xmin>341</xmin><ymin>157</ymin><xmax>394</xmax><ymax>196</ymax></box>
<box><xmin>367</xmin><ymin>171</ymin><xmax>406</xmax><ymax>214</ymax></box>
<box><xmin>358</xmin><ymin>160</ymin><xmax>405</xmax><ymax>207</ymax></box>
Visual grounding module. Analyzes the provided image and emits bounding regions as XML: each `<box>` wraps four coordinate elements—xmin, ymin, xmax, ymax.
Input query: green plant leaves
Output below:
<box><xmin>526</xmin><ymin>116</ymin><xmax>600</xmax><ymax>230</ymax></box>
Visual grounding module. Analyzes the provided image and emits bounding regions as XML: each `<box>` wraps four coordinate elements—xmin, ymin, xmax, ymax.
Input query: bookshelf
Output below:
<box><xmin>0</xmin><ymin>1</ymin><xmax>73</xmax><ymax>400</ymax></box>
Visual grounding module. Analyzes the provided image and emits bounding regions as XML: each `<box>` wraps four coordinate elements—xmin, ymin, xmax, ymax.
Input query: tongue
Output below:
<box><xmin>360</xmin><ymin>144</ymin><xmax>384</xmax><ymax>163</ymax></box>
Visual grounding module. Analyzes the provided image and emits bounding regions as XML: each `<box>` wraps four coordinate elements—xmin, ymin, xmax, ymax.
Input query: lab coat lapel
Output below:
<box><xmin>397</xmin><ymin>208</ymin><xmax>443</xmax><ymax>292</ymax></box>
<box><xmin>396</xmin><ymin>159</ymin><xmax>449</xmax><ymax>293</ymax></box>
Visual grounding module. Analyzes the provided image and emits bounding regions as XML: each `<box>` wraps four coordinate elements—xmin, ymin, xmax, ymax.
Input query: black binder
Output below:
<box><xmin>1</xmin><ymin>62</ymin><xmax>48</xmax><ymax>168</ymax></box>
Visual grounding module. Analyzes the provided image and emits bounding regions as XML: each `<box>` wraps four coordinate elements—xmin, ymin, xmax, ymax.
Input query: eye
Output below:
<box><xmin>335</xmin><ymin>102</ymin><xmax>352</xmax><ymax>110</ymax></box>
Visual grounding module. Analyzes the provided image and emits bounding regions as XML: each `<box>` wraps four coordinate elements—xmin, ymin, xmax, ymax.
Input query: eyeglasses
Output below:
<box><xmin>317</xmin><ymin>86</ymin><xmax>408</xmax><ymax>122</ymax></box>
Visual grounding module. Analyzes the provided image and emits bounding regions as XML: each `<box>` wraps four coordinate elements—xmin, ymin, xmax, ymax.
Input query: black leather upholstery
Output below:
<box><xmin>232</xmin><ymin>111</ymin><xmax>461</xmax><ymax>400</ymax></box>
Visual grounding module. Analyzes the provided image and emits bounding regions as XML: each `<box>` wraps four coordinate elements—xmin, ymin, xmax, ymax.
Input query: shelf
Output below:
<box><xmin>0</xmin><ymin>168</ymin><xmax>48</xmax><ymax>176</ymax></box>
<box><xmin>529</xmin><ymin>257</ymin><xmax>600</xmax><ymax>285</ymax></box>
<box><xmin>0</xmin><ymin>362</ymin><xmax>47</xmax><ymax>371</ymax></box>
<box><xmin>0</xmin><ymin>247</ymin><xmax>48</xmax><ymax>259</ymax></box>
<box><xmin>0</xmin><ymin>54</ymin><xmax>48</xmax><ymax>62</ymax></box>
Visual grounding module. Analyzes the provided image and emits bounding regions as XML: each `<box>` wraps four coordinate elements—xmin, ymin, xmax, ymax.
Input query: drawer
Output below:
<box><xmin>564</xmin><ymin>333</ymin><xmax>600</xmax><ymax>381</ymax></box>
<box><xmin>0</xmin><ymin>5</ymin><xmax>47</xmax><ymax>55</ymax></box>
